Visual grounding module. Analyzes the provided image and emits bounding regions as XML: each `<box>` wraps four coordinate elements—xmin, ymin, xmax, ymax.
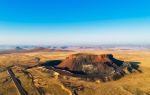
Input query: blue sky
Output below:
<box><xmin>0</xmin><ymin>0</ymin><xmax>150</xmax><ymax>45</ymax></box>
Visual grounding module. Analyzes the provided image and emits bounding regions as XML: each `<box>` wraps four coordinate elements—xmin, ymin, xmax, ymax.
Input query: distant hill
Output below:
<box><xmin>0</xmin><ymin>47</ymin><xmax>72</xmax><ymax>54</ymax></box>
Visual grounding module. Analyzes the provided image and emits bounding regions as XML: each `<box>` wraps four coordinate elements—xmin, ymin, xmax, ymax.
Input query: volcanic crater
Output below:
<box><xmin>56</xmin><ymin>53</ymin><xmax>142</xmax><ymax>80</ymax></box>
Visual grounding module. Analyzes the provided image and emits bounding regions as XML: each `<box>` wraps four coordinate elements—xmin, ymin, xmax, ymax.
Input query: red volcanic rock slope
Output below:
<box><xmin>57</xmin><ymin>53</ymin><xmax>125</xmax><ymax>76</ymax></box>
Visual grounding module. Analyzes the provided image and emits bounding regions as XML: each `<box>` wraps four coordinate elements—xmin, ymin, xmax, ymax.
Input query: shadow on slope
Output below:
<box><xmin>41</xmin><ymin>60</ymin><xmax>62</xmax><ymax>67</ymax></box>
<box><xmin>127</xmin><ymin>61</ymin><xmax>142</xmax><ymax>73</ymax></box>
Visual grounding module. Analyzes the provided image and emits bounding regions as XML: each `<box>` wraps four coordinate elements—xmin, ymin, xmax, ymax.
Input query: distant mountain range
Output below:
<box><xmin>0</xmin><ymin>44</ymin><xmax>150</xmax><ymax>52</ymax></box>
<box><xmin>0</xmin><ymin>47</ymin><xmax>72</xmax><ymax>54</ymax></box>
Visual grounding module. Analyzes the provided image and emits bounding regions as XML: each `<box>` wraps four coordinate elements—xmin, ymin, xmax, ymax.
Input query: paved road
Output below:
<box><xmin>7</xmin><ymin>68</ymin><xmax>27</xmax><ymax>95</ymax></box>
